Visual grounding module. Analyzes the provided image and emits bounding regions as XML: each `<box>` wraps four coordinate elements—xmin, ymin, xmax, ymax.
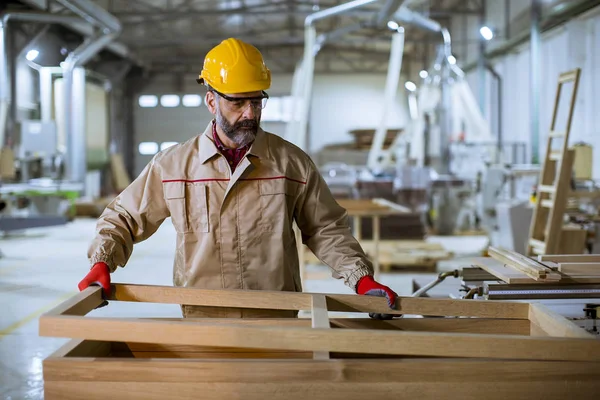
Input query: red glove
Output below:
<box><xmin>78</xmin><ymin>262</ymin><xmax>111</xmax><ymax>298</ymax></box>
<box><xmin>356</xmin><ymin>275</ymin><xmax>399</xmax><ymax>320</ymax></box>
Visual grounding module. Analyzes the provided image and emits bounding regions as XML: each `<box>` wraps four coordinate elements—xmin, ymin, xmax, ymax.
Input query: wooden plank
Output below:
<box><xmin>528</xmin><ymin>303</ymin><xmax>593</xmax><ymax>339</ymax></box>
<box><xmin>107</xmin><ymin>283</ymin><xmax>530</xmax><ymax>319</ymax></box>
<box><xmin>142</xmin><ymin>318</ymin><xmax>531</xmax><ymax>335</ymax></box>
<box><xmin>311</xmin><ymin>295</ymin><xmax>330</xmax><ymax>360</ymax></box>
<box><xmin>471</xmin><ymin>257</ymin><xmax>535</xmax><ymax>284</ymax></box>
<box><xmin>539</xmin><ymin>254</ymin><xmax>600</xmax><ymax>263</ymax></box>
<box><xmin>42</xmin><ymin>381</ymin><xmax>600</xmax><ymax>400</ymax></box>
<box><xmin>42</xmin><ymin>287</ymin><xmax>104</xmax><ymax>317</ymax></box>
<box><xmin>39</xmin><ymin>315</ymin><xmax>600</xmax><ymax>361</ymax></box>
<box><xmin>488</xmin><ymin>247</ymin><xmax>560</xmax><ymax>281</ymax></box>
<box><xmin>558</xmin><ymin>262</ymin><xmax>600</xmax><ymax>275</ymax></box>
<box><xmin>43</xmin><ymin>358</ymin><xmax>600</xmax><ymax>384</ymax></box>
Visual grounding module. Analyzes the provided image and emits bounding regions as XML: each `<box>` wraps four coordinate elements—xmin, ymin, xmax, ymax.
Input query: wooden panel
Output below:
<box><xmin>138</xmin><ymin>318</ymin><xmax>532</xmax><ymax>335</ymax></box>
<box><xmin>539</xmin><ymin>254</ymin><xmax>600</xmax><ymax>263</ymax></box>
<box><xmin>40</xmin><ymin>315</ymin><xmax>600</xmax><ymax>361</ymax></box>
<box><xmin>42</xmin><ymin>287</ymin><xmax>104</xmax><ymax>317</ymax></box>
<box><xmin>106</xmin><ymin>283</ymin><xmax>530</xmax><ymax>319</ymax></box>
<box><xmin>311</xmin><ymin>295</ymin><xmax>330</xmax><ymax>360</ymax></box>
<box><xmin>43</xmin><ymin>357</ymin><xmax>600</xmax><ymax>383</ymax></box>
<box><xmin>488</xmin><ymin>247</ymin><xmax>560</xmax><ymax>281</ymax></box>
<box><xmin>528</xmin><ymin>303</ymin><xmax>593</xmax><ymax>339</ymax></box>
<box><xmin>558</xmin><ymin>262</ymin><xmax>600</xmax><ymax>276</ymax></box>
<box><xmin>471</xmin><ymin>257</ymin><xmax>535</xmax><ymax>284</ymax></box>
<box><xmin>43</xmin><ymin>380</ymin><xmax>600</xmax><ymax>400</ymax></box>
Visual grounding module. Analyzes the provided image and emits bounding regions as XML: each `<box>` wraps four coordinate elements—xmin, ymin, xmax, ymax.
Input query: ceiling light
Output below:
<box><xmin>419</xmin><ymin>70</ymin><xmax>428</xmax><ymax>79</ymax></box>
<box><xmin>480</xmin><ymin>26</ymin><xmax>494</xmax><ymax>41</ymax></box>
<box><xmin>387</xmin><ymin>21</ymin><xmax>399</xmax><ymax>30</ymax></box>
<box><xmin>26</xmin><ymin>49</ymin><xmax>39</xmax><ymax>61</ymax></box>
<box><xmin>404</xmin><ymin>81</ymin><xmax>416</xmax><ymax>92</ymax></box>
<box><xmin>448</xmin><ymin>55</ymin><xmax>456</xmax><ymax>65</ymax></box>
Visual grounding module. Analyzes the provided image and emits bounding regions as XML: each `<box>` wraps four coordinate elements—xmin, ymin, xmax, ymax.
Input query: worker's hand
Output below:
<box><xmin>78</xmin><ymin>262</ymin><xmax>111</xmax><ymax>307</ymax></box>
<box><xmin>356</xmin><ymin>275</ymin><xmax>400</xmax><ymax>320</ymax></box>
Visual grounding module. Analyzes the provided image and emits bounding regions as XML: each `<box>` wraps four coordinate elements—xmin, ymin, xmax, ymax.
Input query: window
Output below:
<box><xmin>182</xmin><ymin>94</ymin><xmax>202</xmax><ymax>107</ymax></box>
<box><xmin>138</xmin><ymin>142</ymin><xmax>159</xmax><ymax>155</ymax></box>
<box><xmin>160</xmin><ymin>94</ymin><xmax>180</xmax><ymax>107</ymax></box>
<box><xmin>260</xmin><ymin>96</ymin><xmax>293</xmax><ymax>122</ymax></box>
<box><xmin>138</xmin><ymin>95</ymin><xmax>158</xmax><ymax>108</ymax></box>
<box><xmin>160</xmin><ymin>142</ymin><xmax>178</xmax><ymax>151</ymax></box>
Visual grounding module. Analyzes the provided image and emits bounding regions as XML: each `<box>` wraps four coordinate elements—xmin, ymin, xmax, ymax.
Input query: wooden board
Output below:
<box><xmin>558</xmin><ymin>262</ymin><xmax>600</xmax><ymax>276</ymax></box>
<box><xmin>470</xmin><ymin>257</ymin><xmax>537</xmax><ymax>284</ymax></box>
<box><xmin>488</xmin><ymin>247</ymin><xmax>561</xmax><ymax>281</ymax></box>
<box><xmin>539</xmin><ymin>254</ymin><xmax>600</xmax><ymax>263</ymax></box>
<box><xmin>470</xmin><ymin>257</ymin><xmax>600</xmax><ymax>284</ymax></box>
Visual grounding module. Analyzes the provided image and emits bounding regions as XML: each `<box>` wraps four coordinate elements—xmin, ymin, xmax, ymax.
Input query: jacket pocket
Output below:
<box><xmin>164</xmin><ymin>181</ymin><xmax>209</xmax><ymax>233</ymax></box>
<box><xmin>259</xmin><ymin>179</ymin><xmax>297</xmax><ymax>232</ymax></box>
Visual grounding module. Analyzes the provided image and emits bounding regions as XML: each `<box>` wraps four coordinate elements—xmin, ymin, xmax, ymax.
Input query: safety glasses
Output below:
<box><xmin>210</xmin><ymin>89</ymin><xmax>269</xmax><ymax>112</ymax></box>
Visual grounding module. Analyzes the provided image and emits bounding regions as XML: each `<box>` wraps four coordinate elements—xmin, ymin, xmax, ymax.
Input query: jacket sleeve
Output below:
<box><xmin>294</xmin><ymin>158</ymin><xmax>373</xmax><ymax>290</ymax></box>
<box><xmin>87</xmin><ymin>155</ymin><xmax>170</xmax><ymax>272</ymax></box>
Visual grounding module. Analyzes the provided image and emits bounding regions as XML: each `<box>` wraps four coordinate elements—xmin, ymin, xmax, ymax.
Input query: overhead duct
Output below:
<box><xmin>291</xmin><ymin>0</ymin><xmax>412</xmax><ymax>151</ymax></box>
<box><xmin>0</xmin><ymin>12</ymin><xmax>83</xmax><ymax>149</ymax></box>
<box><xmin>54</xmin><ymin>0</ymin><xmax>122</xmax><ymax>183</ymax></box>
<box><xmin>0</xmin><ymin>3</ymin><xmax>122</xmax><ymax>184</ymax></box>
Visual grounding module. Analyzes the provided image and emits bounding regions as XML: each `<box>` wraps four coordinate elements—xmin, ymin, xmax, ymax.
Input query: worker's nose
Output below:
<box><xmin>242</xmin><ymin>103</ymin><xmax>255</xmax><ymax>119</ymax></box>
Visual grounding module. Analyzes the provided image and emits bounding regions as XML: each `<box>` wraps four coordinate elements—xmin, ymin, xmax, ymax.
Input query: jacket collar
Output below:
<box><xmin>199</xmin><ymin>120</ymin><xmax>271</xmax><ymax>164</ymax></box>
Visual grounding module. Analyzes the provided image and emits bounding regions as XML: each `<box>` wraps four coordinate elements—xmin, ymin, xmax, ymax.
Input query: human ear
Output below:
<box><xmin>205</xmin><ymin>92</ymin><xmax>217</xmax><ymax>115</ymax></box>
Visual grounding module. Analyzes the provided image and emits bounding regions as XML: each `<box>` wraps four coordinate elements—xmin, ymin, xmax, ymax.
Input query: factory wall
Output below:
<box><xmin>468</xmin><ymin>6</ymin><xmax>600</xmax><ymax>178</ymax></box>
<box><xmin>132</xmin><ymin>73</ymin><xmax>409</xmax><ymax>175</ymax></box>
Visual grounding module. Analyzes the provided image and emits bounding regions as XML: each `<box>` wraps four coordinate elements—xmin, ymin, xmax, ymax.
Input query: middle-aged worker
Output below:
<box><xmin>78</xmin><ymin>38</ymin><xmax>398</xmax><ymax>319</ymax></box>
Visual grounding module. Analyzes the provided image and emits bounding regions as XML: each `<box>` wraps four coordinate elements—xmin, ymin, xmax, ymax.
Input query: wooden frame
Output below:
<box><xmin>40</xmin><ymin>283</ymin><xmax>600</xmax><ymax>400</ymax></box>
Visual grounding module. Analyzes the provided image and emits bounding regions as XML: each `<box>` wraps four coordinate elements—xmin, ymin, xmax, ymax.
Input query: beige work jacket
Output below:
<box><xmin>88</xmin><ymin>122</ymin><xmax>373</xmax><ymax>317</ymax></box>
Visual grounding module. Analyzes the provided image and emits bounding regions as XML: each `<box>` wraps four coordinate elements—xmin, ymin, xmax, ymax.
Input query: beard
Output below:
<box><xmin>215</xmin><ymin>106</ymin><xmax>259</xmax><ymax>148</ymax></box>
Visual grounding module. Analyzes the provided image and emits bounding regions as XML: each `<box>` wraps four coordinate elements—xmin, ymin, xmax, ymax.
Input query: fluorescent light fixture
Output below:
<box><xmin>160</xmin><ymin>142</ymin><xmax>178</xmax><ymax>151</ymax></box>
<box><xmin>138</xmin><ymin>142</ymin><xmax>159</xmax><ymax>155</ymax></box>
<box><xmin>26</xmin><ymin>49</ymin><xmax>39</xmax><ymax>61</ymax></box>
<box><xmin>160</xmin><ymin>94</ymin><xmax>180</xmax><ymax>107</ymax></box>
<box><xmin>404</xmin><ymin>81</ymin><xmax>417</xmax><ymax>92</ymax></box>
<box><xmin>480</xmin><ymin>26</ymin><xmax>494</xmax><ymax>41</ymax></box>
<box><xmin>448</xmin><ymin>55</ymin><xmax>456</xmax><ymax>65</ymax></box>
<box><xmin>419</xmin><ymin>70</ymin><xmax>428</xmax><ymax>79</ymax></box>
<box><xmin>387</xmin><ymin>20</ymin><xmax>399</xmax><ymax>30</ymax></box>
<box><xmin>138</xmin><ymin>95</ymin><xmax>158</xmax><ymax>108</ymax></box>
<box><xmin>182</xmin><ymin>94</ymin><xmax>202</xmax><ymax>107</ymax></box>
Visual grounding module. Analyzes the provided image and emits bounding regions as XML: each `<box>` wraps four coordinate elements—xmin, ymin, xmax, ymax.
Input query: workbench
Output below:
<box><xmin>39</xmin><ymin>283</ymin><xmax>600</xmax><ymax>399</ymax></box>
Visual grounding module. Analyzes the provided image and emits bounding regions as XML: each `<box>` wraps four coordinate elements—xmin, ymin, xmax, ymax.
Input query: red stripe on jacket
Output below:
<box><xmin>162</xmin><ymin>176</ymin><xmax>307</xmax><ymax>185</ymax></box>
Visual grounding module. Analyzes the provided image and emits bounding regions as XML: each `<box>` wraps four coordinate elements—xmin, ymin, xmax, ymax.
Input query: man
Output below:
<box><xmin>78</xmin><ymin>38</ymin><xmax>398</xmax><ymax>319</ymax></box>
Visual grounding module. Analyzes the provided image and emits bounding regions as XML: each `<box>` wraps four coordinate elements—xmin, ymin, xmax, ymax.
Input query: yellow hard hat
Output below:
<box><xmin>197</xmin><ymin>38</ymin><xmax>271</xmax><ymax>94</ymax></box>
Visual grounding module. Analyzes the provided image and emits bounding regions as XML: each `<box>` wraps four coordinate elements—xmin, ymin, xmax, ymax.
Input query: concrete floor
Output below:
<box><xmin>0</xmin><ymin>218</ymin><xmax>488</xmax><ymax>399</ymax></box>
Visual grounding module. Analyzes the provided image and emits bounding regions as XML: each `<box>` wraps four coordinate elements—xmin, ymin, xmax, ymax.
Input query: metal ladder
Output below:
<box><xmin>526</xmin><ymin>68</ymin><xmax>581</xmax><ymax>256</ymax></box>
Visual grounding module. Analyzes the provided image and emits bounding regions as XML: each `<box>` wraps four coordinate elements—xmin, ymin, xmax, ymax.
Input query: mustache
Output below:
<box><xmin>236</xmin><ymin>119</ymin><xmax>258</xmax><ymax>129</ymax></box>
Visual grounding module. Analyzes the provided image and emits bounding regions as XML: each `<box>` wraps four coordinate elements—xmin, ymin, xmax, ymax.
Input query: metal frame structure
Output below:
<box><xmin>39</xmin><ymin>283</ymin><xmax>600</xmax><ymax>399</ymax></box>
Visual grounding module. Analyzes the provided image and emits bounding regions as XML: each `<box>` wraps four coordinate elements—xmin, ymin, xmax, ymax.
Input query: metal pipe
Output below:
<box><xmin>54</xmin><ymin>0</ymin><xmax>121</xmax><ymax>34</ymax></box>
<box><xmin>295</xmin><ymin>0</ymin><xmax>383</xmax><ymax>151</ymax></box>
<box><xmin>530</xmin><ymin>0</ymin><xmax>542</xmax><ymax>164</ymax></box>
<box><xmin>464</xmin><ymin>287</ymin><xmax>480</xmax><ymax>299</ymax></box>
<box><xmin>375</xmin><ymin>0</ymin><xmax>405</xmax><ymax>25</ymax></box>
<box><xmin>54</xmin><ymin>0</ymin><xmax>122</xmax><ymax>184</ymax></box>
<box><xmin>367</xmin><ymin>28</ymin><xmax>405</xmax><ymax>172</ymax></box>
<box><xmin>485</xmin><ymin>62</ymin><xmax>502</xmax><ymax>163</ymax></box>
<box><xmin>305</xmin><ymin>0</ymin><xmax>380</xmax><ymax>26</ymax></box>
<box><xmin>411</xmin><ymin>269</ymin><xmax>460</xmax><ymax>297</ymax></box>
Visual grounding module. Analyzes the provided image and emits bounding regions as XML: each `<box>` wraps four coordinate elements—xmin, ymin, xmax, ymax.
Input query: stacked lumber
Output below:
<box><xmin>488</xmin><ymin>247</ymin><xmax>561</xmax><ymax>282</ymax></box>
<box><xmin>470</xmin><ymin>249</ymin><xmax>600</xmax><ymax>284</ymax></box>
<box><xmin>538</xmin><ymin>254</ymin><xmax>600</xmax><ymax>278</ymax></box>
